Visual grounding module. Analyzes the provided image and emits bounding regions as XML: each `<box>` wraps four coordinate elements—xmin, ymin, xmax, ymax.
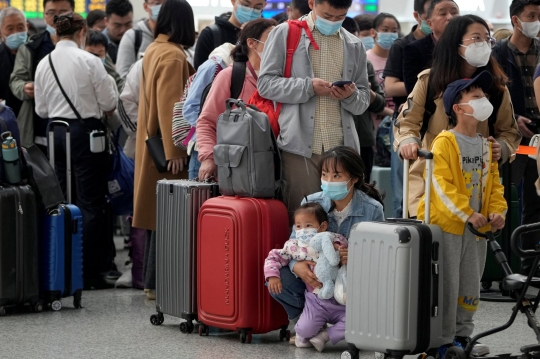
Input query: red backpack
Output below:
<box><xmin>248</xmin><ymin>20</ymin><xmax>319</xmax><ymax>137</ymax></box>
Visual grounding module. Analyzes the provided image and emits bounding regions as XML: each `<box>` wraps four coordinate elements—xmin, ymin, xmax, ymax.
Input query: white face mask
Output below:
<box><xmin>460</xmin><ymin>42</ymin><xmax>492</xmax><ymax>67</ymax></box>
<box><xmin>459</xmin><ymin>97</ymin><xmax>494</xmax><ymax>122</ymax></box>
<box><xmin>296</xmin><ymin>228</ymin><xmax>318</xmax><ymax>242</ymax></box>
<box><xmin>518</xmin><ymin>18</ymin><xmax>540</xmax><ymax>39</ymax></box>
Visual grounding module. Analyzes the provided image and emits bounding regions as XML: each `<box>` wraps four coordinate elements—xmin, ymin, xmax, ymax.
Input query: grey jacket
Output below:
<box><xmin>258</xmin><ymin>21</ymin><xmax>371</xmax><ymax>158</ymax></box>
<box><xmin>116</xmin><ymin>20</ymin><xmax>154</xmax><ymax>78</ymax></box>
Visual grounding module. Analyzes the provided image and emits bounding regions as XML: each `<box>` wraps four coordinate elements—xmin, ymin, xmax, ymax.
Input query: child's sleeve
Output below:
<box><xmin>430</xmin><ymin>138</ymin><xmax>475</xmax><ymax>223</ymax></box>
<box><xmin>264</xmin><ymin>244</ymin><xmax>293</xmax><ymax>280</ymax></box>
<box><xmin>487</xmin><ymin>158</ymin><xmax>508</xmax><ymax>218</ymax></box>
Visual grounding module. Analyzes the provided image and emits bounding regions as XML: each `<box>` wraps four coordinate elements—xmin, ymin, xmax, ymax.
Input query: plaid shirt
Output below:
<box><xmin>306</xmin><ymin>13</ymin><xmax>344</xmax><ymax>155</ymax></box>
<box><xmin>507</xmin><ymin>39</ymin><xmax>540</xmax><ymax>122</ymax></box>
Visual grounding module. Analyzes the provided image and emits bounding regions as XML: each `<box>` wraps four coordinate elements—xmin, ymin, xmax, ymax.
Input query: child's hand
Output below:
<box><xmin>489</xmin><ymin>213</ymin><xmax>505</xmax><ymax>230</ymax></box>
<box><xmin>468</xmin><ymin>212</ymin><xmax>488</xmax><ymax>229</ymax></box>
<box><xmin>339</xmin><ymin>246</ymin><xmax>348</xmax><ymax>266</ymax></box>
<box><xmin>268</xmin><ymin>277</ymin><xmax>282</xmax><ymax>295</ymax></box>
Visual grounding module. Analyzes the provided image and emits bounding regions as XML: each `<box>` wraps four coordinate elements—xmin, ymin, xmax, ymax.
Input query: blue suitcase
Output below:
<box><xmin>39</xmin><ymin>121</ymin><xmax>84</xmax><ymax>311</ymax></box>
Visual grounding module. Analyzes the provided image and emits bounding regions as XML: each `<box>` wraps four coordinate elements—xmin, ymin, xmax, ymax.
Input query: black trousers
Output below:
<box><xmin>361</xmin><ymin>147</ymin><xmax>374</xmax><ymax>183</ymax></box>
<box><xmin>49</xmin><ymin>118</ymin><xmax>110</xmax><ymax>281</ymax></box>
<box><xmin>511</xmin><ymin>154</ymin><xmax>540</xmax><ymax>271</ymax></box>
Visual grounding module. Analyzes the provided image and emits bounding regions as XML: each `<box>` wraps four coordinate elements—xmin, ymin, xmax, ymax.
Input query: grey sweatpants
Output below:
<box><xmin>442</xmin><ymin>230</ymin><xmax>487</xmax><ymax>343</ymax></box>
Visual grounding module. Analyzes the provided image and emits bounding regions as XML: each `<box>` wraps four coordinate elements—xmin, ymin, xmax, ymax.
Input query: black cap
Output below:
<box><xmin>442</xmin><ymin>71</ymin><xmax>493</xmax><ymax>117</ymax></box>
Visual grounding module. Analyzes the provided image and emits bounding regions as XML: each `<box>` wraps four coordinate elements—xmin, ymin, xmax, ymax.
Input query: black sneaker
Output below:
<box><xmin>454</xmin><ymin>336</ymin><xmax>490</xmax><ymax>357</ymax></box>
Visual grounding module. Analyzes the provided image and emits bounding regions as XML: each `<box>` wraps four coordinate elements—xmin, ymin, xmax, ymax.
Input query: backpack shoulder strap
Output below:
<box><xmin>500</xmin><ymin>39</ymin><xmax>510</xmax><ymax>77</ymax></box>
<box><xmin>230</xmin><ymin>61</ymin><xmax>246</xmax><ymax>100</ymax></box>
<box><xmin>134</xmin><ymin>29</ymin><xmax>143</xmax><ymax>58</ymax></box>
<box><xmin>420</xmin><ymin>79</ymin><xmax>436</xmax><ymax>140</ymax></box>
<box><xmin>209</xmin><ymin>24</ymin><xmax>223</xmax><ymax>50</ymax></box>
<box><xmin>284</xmin><ymin>21</ymin><xmax>304</xmax><ymax>78</ymax></box>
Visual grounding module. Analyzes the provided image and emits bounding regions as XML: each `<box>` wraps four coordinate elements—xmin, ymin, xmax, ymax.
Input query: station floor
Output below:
<box><xmin>1</xmin><ymin>237</ymin><xmax>539</xmax><ymax>359</ymax></box>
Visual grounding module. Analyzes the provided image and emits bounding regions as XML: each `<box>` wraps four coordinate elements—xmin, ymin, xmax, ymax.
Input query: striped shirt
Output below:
<box><xmin>306</xmin><ymin>13</ymin><xmax>344</xmax><ymax>155</ymax></box>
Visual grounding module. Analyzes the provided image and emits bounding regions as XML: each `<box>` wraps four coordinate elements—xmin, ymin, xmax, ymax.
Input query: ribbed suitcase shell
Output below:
<box><xmin>346</xmin><ymin>221</ymin><xmax>445</xmax><ymax>354</ymax></box>
<box><xmin>156</xmin><ymin>180</ymin><xmax>218</xmax><ymax>324</ymax></box>
<box><xmin>197</xmin><ymin>196</ymin><xmax>289</xmax><ymax>337</ymax></box>
<box><xmin>39</xmin><ymin>204</ymin><xmax>84</xmax><ymax>306</ymax></box>
<box><xmin>0</xmin><ymin>185</ymin><xmax>40</xmax><ymax>313</ymax></box>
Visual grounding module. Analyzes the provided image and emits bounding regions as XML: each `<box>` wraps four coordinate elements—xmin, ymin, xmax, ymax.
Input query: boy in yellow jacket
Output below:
<box><xmin>418</xmin><ymin>71</ymin><xmax>507</xmax><ymax>357</ymax></box>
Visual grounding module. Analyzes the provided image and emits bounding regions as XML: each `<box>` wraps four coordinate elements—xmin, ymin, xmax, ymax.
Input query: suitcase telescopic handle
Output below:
<box><xmin>403</xmin><ymin>150</ymin><xmax>433</xmax><ymax>223</ymax></box>
<box><xmin>48</xmin><ymin>120</ymin><xmax>72</xmax><ymax>204</ymax></box>
<box><xmin>511</xmin><ymin>222</ymin><xmax>540</xmax><ymax>259</ymax></box>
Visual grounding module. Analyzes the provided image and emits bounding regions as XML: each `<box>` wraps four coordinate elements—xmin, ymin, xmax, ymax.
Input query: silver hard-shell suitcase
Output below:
<box><xmin>343</xmin><ymin>151</ymin><xmax>445</xmax><ymax>359</ymax></box>
<box><xmin>150</xmin><ymin>179</ymin><xmax>218</xmax><ymax>333</ymax></box>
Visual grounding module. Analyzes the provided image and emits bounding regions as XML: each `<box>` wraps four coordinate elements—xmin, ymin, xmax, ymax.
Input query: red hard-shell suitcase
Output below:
<box><xmin>197</xmin><ymin>196</ymin><xmax>290</xmax><ymax>343</ymax></box>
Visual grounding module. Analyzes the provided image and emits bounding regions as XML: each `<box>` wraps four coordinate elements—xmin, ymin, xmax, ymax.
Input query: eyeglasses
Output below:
<box><xmin>462</xmin><ymin>36</ymin><xmax>496</xmax><ymax>48</ymax></box>
<box><xmin>252</xmin><ymin>38</ymin><xmax>265</xmax><ymax>44</ymax></box>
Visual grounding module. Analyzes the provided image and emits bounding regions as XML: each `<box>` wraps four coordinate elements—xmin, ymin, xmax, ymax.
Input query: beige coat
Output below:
<box><xmin>394</xmin><ymin>69</ymin><xmax>522</xmax><ymax>216</ymax></box>
<box><xmin>133</xmin><ymin>34</ymin><xmax>194</xmax><ymax>230</ymax></box>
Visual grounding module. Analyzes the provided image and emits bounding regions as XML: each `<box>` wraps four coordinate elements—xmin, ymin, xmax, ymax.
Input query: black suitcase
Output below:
<box><xmin>0</xmin><ymin>184</ymin><xmax>42</xmax><ymax>315</ymax></box>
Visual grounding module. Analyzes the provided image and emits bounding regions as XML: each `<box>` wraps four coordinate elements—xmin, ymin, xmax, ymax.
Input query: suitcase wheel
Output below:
<box><xmin>198</xmin><ymin>323</ymin><xmax>209</xmax><ymax>336</ymax></box>
<box><xmin>150</xmin><ymin>313</ymin><xmax>164</xmax><ymax>326</ymax></box>
<box><xmin>51</xmin><ymin>300</ymin><xmax>62</xmax><ymax>311</ymax></box>
<box><xmin>341</xmin><ymin>344</ymin><xmax>360</xmax><ymax>359</ymax></box>
<box><xmin>0</xmin><ymin>306</ymin><xmax>5</xmax><ymax>316</ymax></box>
<box><xmin>445</xmin><ymin>346</ymin><xmax>467</xmax><ymax>359</ymax></box>
<box><xmin>240</xmin><ymin>332</ymin><xmax>252</xmax><ymax>344</ymax></box>
<box><xmin>481</xmin><ymin>281</ymin><xmax>492</xmax><ymax>290</ymax></box>
<box><xmin>279</xmin><ymin>328</ymin><xmax>290</xmax><ymax>342</ymax></box>
<box><xmin>180</xmin><ymin>321</ymin><xmax>195</xmax><ymax>334</ymax></box>
<box><xmin>31</xmin><ymin>302</ymin><xmax>43</xmax><ymax>313</ymax></box>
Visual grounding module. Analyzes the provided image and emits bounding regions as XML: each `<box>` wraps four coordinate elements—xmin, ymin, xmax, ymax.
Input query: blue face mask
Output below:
<box><xmin>376</xmin><ymin>32</ymin><xmax>398</xmax><ymax>50</ymax></box>
<box><xmin>359</xmin><ymin>36</ymin><xmax>375</xmax><ymax>50</ymax></box>
<box><xmin>46</xmin><ymin>25</ymin><xmax>56</xmax><ymax>36</ymax></box>
<box><xmin>321</xmin><ymin>178</ymin><xmax>352</xmax><ymax>201</ymax></box>
<box><xmin>420</xmin><ymin>20</ymin><xmax>432</xmax><ymax>35</ymax></box>
<box><xmin>151</xmin><ymin>4</ymin><xmax>162</xmax><ymax>21</ymax></box>
<box><xmin>5</xmin><ymin>31</ymin><xmax>28</xmax><ymax>50</ymax></box>
<box><xmin>235</xmin><ymin>4</ymin><xmax>262</xmax><ymax>25</ymax></box>
<box><xmin>101</xmin><ymin>57</ymin><xmax>106</xmax><ymax>65</ymax></box>
<box><xmin>315</xmin><ymin>16</ymin><xmax>344</xmax><ymax>36</ymax></box>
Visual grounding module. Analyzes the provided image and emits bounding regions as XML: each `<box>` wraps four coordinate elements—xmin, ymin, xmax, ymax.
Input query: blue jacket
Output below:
<box><xmin>288</xmin><ymin>189</ymin><xmax>385</xmax><ymax>271</ymax></box>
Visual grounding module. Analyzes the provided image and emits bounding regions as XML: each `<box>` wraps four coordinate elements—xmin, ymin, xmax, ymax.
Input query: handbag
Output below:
<box><xmin>21</xmin><ymin>145</ymin><xmax>65</xmax><ymax>211</ymax></box>
<box><xmin>141</xmin><ymin>65</ymin><xmax>168</xmax><ymax>173</ymax></box>
<box><xmin>107</xmin><ymin>130</ymin><xmax>135</xmax><ymax>215</ymax></box>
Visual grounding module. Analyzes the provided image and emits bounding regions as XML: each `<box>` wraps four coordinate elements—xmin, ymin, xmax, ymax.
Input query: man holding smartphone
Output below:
<box><xmin>258</xmin><ymin>0</ymin><xmax>371</xmax><ymax>223</ymax></box>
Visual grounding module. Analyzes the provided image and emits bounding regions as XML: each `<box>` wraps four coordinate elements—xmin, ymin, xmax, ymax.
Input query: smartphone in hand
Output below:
<box><xmin>332</xmin><ymin>80</ymin><xmax>353</xmax><ymax>87</ymax></box>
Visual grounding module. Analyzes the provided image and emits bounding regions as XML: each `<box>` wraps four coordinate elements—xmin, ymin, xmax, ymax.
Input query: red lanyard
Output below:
<box><xmin>247</xmin><ymin>61</ymin><xmax>258</xmax><ymax>80</ymax></box>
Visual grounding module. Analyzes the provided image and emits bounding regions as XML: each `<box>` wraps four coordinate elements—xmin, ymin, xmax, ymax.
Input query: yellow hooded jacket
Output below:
<box><xmin>418</xmin><ymin>131</ymin><xmax>508</xmax><ymax>235</ymax></box>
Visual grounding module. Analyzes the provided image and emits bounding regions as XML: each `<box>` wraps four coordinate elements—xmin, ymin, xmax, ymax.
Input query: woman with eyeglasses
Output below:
<box><xmin>394</xmin><ymin>14</ymin><xmax>521</xmax><ymax>218</ymax></box>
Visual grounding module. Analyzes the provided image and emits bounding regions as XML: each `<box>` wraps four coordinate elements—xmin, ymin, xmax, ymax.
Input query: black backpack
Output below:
<box><xmin>134</xmin><ymin>29</ymin><xmax>142</xmax><ymax>58</ymax></box>
<box><xmin>198</xmin><ymin>61</ymin><xmax>246</xmax><ymax>116</ymax></box>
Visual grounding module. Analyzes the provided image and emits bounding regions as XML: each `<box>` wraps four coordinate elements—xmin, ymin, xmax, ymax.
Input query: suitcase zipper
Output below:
<box><xmin>12</xmin><ymin>185</ymin><xmax>24</xmax><ymax>303</ymax></box>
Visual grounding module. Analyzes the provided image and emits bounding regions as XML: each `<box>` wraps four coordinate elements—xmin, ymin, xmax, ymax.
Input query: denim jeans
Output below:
<box><xmin>188</xmin><ymin>150</ymin><xmax>201</xmax><ymax>180</ymax></box>
<box><xmin>390</xmin><ymin>121</ymin><xmax>403</xmax><ymax>218</ymax></box>
<box><xmin>267</xmin><ymin>267</ymin><xmax>306</xmax><ymax>320</ymax></box>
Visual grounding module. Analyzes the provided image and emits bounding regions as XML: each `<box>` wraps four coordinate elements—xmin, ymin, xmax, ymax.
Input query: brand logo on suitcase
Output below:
<box><xmin>225</xmin><ymin>228</ymin><xmax>230</xmax><ymax>306</ymax></box>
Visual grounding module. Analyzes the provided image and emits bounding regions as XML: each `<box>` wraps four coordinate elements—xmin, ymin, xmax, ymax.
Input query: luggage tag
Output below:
<box><xmin>187</xmin><ymin>139</ymin><xmax>196</xmax><ymax>156</ymax></box>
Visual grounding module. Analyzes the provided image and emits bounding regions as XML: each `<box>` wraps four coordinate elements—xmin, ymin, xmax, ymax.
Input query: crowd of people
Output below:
<box><xmin>1</xmin><ymin>0</ymin><xmax>540</xmax><ymax>356</ymax></box>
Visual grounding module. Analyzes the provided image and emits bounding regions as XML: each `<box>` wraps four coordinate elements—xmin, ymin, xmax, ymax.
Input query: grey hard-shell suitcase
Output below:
<box><xmin>150</xmin><ymin>179</ymin><xmax>218</xmax><ymax>333</ymax></box>
<box><xmin>343</xmin><ymin>151</ymin><xmax>445</xmax><ymax>359</ymax></box>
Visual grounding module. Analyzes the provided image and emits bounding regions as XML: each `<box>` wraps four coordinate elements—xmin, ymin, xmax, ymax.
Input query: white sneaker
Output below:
<box><xmin>295</xmin><ymin>335</ymin><xmax>313</xmax><ymax>348</ymax></box>
<box><xmin>470</xmin><ymin>342</ymin><xmax>490</xmax><ymax>357</ymax></box>
<box><xmin>115</xmin><ymin>266</ymin><xmax>133</xmax><ymax>288</ymax></box>
<box><xmin>375</xmin><ymin>352</ymin><xmax>386</xmax><ymax>359</ymax></box>
<box><xmin>309</xmin><ymin>330</ymin><xmax>330</xmax><ymax>352</ymax></box>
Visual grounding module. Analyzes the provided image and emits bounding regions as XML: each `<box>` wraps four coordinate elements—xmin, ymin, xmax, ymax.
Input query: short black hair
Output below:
<box><xmin>87</xmin><ymin>29</ymin><xmax>108</xmax><ymax>48</ymax></box>
<box><xmin>105</xmin><ymin>0</ymin><xmax>133</xmax><ymax>17</ymax></box>
<box><xmin>373</xmin><ymin>12</ymin><xmax>401</xmax><ymax>32</ymax></box>
<box><xmin>449</xmin><ymin>85</ymin><xmax>482</xmax><ymax>126</ymax></box>
<box><xmin>510</xmin><ymin>0</ymin><xmax>540</xmax><ymax>19</ymax></box>
<box><xmin>43</xmin><ymin>0</ymin><xmax>75</xmax><ymax>11</ymax></box>
<box><xmin>414</xmin><ymin>0</ymin><xmax>431</xmax><ymax>14</ymax></box>
<box><xmin>155</xmin><ymin>0</ymin><xmax>196</xmax><ymax>47</ymax></box>
<box><xmin>342</xmin><ymin>17</ymin><xmax>359</xmax><ymax>35</ymax></box>
<box><xmin>427</xmin><ymin>0</ymin><xmax>458</xmax><ymax>19</ymax></box>
<box><xmin>354</xmin><ymin>14</ymin><xmax>374</xmax><ymax>32</ymax></box>
<box><xmin>294</xmin><ymin>202</ymin><xmax>329</xmax><ymax>226</ymax></box>
<box><xmin>290</xmin><ymin>0</ymin><xmax>310</xmax><ymax>16</ymax></box>
<box><xmin>314</xmin><ymin>0</ymin><xmax>352</xmax><ymax>10</ymax></box>
<box><xmin>87</xmin><ymin>10</ymin><xmax>106</xmax><ymax>28</ymax></box>
<box><xmin>272</xmin><ymin>11</ymin><xmax>288</xmax><ymax>24</ymax></box>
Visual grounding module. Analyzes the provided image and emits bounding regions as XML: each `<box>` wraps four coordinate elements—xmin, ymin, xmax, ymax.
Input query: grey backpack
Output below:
<box><xmin>213</xmin><ymin>99</ymin><xmax>282</xmax><ymax>198</ymax></box>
